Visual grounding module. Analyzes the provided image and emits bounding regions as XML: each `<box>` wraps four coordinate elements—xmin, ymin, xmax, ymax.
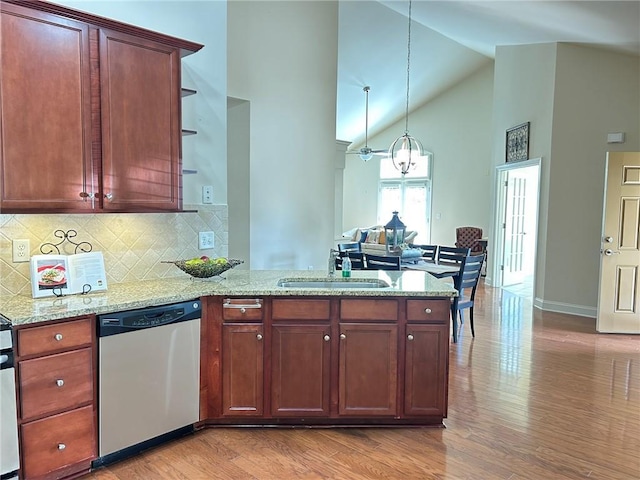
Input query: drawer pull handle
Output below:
<box><xmin>340</xmin><ymin>333</ymin><xmax>346</xmax><ymax>340</ymax></box>
<box><xmin>223</xmin><ymin>299</ymin><xmax>262</xmax><ymax>310</ymax></box>
<box><xmin>407</xmin><ymin>334</ymin><xmax>414</xmax><ymax>341</ymax></box>
<box><xmin>424</xmin><ymin>308</ymin><xmax>432</xmax><ymax>314</ymax></box>
<box><xmin>324</xmin><ymin>335</ymin><xmax>330</xmax><ymax>342</ymax></box>
<box><xmin>54</xmin><ymin>333</ymin><xmax>63</xmax><ymax>341</ymax></box>
<box><xmin>58</xmin><ymin>443</ymin><xmax>66</xmax><ymax>451</ymax></box>
<box><xmin>56</xmin><ymin>379</ymin><xmax>64</xmax><ymax>387</ymax></box>
<box><xmin>256</xmin><ymin>333</ymin><xmax>263</xmax><ymax>341</ymax></box>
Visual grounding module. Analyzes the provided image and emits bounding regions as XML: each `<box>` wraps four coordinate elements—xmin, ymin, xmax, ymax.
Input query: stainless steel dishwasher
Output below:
<box><xmin>94</xmin><ymin>300</ymin><xmax>201</xmax><ymax>467</ymax></box>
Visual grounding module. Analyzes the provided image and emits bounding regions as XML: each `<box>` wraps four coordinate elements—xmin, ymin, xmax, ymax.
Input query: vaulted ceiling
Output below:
<box><xmin>336</xmin><ymin>1</ymin><xmax>640</xmax><ymax>147</ymax></box>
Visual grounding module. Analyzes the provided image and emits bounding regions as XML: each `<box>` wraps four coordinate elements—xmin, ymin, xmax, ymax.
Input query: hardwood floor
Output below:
<box><xmin>84</xmin><ymin>282</ymin><xmax>639</xmax><ymax>480</ymax></box>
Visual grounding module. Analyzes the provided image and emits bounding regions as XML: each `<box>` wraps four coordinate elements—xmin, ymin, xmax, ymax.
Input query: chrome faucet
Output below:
<box><xmin>328</xmin><ymin>249</ymin><xmax>339</xmax><ymax>276</ymax></box>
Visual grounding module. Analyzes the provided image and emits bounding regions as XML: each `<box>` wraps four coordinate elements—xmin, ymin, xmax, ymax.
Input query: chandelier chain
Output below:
<box><xmin>404</xmin><ymin>0</ymin><xmax>412</xmax><ymax>135</ymax></box>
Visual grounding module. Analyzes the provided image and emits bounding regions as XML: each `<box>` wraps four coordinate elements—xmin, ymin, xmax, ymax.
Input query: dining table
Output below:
<box><xmin>401</xmin><ymin>260</ymin><xmax>460</xmax><ymax>279</ymax></box>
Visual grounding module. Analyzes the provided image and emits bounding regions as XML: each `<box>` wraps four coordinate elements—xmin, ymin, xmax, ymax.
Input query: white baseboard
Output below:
<box><xmin>533</xmin><ymin>297</ymin><xmax>596</xmax><ymax>318</ymax></box>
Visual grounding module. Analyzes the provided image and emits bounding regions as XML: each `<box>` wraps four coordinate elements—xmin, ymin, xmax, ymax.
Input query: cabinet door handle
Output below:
<box><xmin>340</xmin><ymin>333</ymin><xmax>346</xmax><ymax>340</ymax></box>
<box><xmin>58</xmin><ymin>443</ymin><xmax>66</xmax><ymax>451</ymax></box>
<box><xmin>104</xmin><ymin>193</ymin><xmax>113</xmax><ymax>201</ymax></box>
<box><xmin>424</xmin><ymin>308</ymin><xmax>432</xmax><ymax>314</ymax></box>
<box><xmin>407</xmin><ymin>334</ymin><xmax>414</xmax><ymax>341</ymax></box>
<box><xmin>240</xmin><ymin>307</ymin><xmax>246</xmax><ymax>314</ymax></box>
<box><xmin>56</xmin><ymin>379</ymin><xmax>64</xmax><ymax>387</ymax></box>
<box><xmin>54</xmin><ymin>333</ymin><xmax>63</xmax><ymax>341</ymax></box>
<box><xmin>256</xmin><ymin>333</ymin><xmax>263</xmax><ymax>341</ymax></box>
<box><xmin>323</xmin><ymin>335</ymin><xmax>330</xmax><ymax>342</ymax></box>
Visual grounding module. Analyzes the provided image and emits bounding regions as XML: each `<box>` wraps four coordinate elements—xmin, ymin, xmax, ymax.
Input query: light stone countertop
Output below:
<box><xmin>0</xmin><ymin>269</ymin><xmax>457</xmax><ymax>326</ymax></box>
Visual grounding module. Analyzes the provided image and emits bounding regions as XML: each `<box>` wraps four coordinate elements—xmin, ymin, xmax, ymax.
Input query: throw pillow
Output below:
<box><xmin>359</xmin><ymin>229</ymin><xmax>369</xmax><ymax>243</ymax></box>
<box><xmin>365</xmin><ymin>230</ymin><xmax>380</xmax><ymax>244</ymax></box>
<box><xmin>378</xmin><ymin>230</ymin><xmax>386</xmax><ymax>244</ymax></box>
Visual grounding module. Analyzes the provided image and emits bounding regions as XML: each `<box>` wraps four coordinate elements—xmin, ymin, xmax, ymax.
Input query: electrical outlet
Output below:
<box><xmin>202</xmin><ymin>185</ymin><xmax>213</xmax><ymax>204</ymax></box>
<box><xmin>198</xmin><ymin>231</ymin><xmax>214</xmax><ymax>250</ymax></box>
<box><xmin>12</xmin><ymin>239</ymin><xmax>30</xmax><ymax>263</ymax></box>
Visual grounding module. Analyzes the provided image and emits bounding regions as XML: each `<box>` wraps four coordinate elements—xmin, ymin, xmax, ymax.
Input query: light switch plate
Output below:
<box><xmin>199</xmin><ymin>231</ymin><xmax>214</xmax><ymax>250</ymax></box>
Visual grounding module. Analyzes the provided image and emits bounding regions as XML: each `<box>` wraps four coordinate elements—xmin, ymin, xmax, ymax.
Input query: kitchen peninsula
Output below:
<box><xmin>1</xmin><ymin>270</ymin><xmax>456</xmax><ymax>480</ymax></box>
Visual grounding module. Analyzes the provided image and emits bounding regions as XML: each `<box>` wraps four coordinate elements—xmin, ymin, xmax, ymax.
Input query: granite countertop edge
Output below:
<box><xmin>1</xmin><ymin>269</ymin><xmax>457</xmax><ymax>326</ymax></box>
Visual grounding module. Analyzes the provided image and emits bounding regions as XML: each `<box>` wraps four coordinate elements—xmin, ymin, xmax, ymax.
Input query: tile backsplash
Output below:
<box><xmin>0</xmin><ymin>204</ymin><xmax>228</xmax><ymax>296</ymax></box>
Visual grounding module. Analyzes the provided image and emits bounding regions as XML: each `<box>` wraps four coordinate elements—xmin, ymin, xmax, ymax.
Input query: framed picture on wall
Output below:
<box><xmin>506</xmin><ymin>122</ymin><xmax>530</xmax><ymax>162</ymax></box>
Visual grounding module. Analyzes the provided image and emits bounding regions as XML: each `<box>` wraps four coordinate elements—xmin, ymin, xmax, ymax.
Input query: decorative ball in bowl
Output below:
<box><xmin>164</xmin><ymin>257</ymin><xmax>244</xmax><ymax>278</ymax></box>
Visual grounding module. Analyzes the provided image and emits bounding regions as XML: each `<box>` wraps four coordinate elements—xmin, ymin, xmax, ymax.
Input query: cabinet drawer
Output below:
<box><xmin>17</xmin><ymin>317</ymin><xmax>92</xmax><ymax>357</ymax></box>
<box><xmin>340</xmin><ymin>299</ymin><xmax>398</xmax><ymax>321</ymax></box>
<box><xmin>20</xmin><ymin>348</ymin><xmax>93</xmax><ymax>421</ymax></box>
<box><xmin>223</xmin><ymin>298</ymin><xmax>263</xmax><ymax>321</ymax></box>
<box><xmin>21</xmin><ymin>405</ymin><xmax>96</xmax><ymax>479</ymax></box>
<box><xmin>406</xmin><ymin>300</ymin><xmax>450</xmax><ymax>323</ymax></box>
<box><xmin>272</xmin><ymin>299</ymin><xmax>330</xmax><ymax>321</ymax></box>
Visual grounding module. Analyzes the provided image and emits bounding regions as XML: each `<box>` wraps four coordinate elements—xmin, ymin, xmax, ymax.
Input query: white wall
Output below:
<box><xmin>227</xmin><ymin>1</ymin><xmax>339</xmax><ymax>270</ymax></box>
<box><xmin>57</xmin><ymin>0</ymin><xmax>228</xmax><ymax>206</ymax></box>
<box><xmin>545</xmin><ymin>44</ymin><xmax>640</xmax><ymax>314</ymax></box>
<box><xmin>343</xmin><ymin>64</ymin><xmax>495</xmax><ymax>245</ymax></box>
<box><xmin>491</xmin><ymin>42</ymin><xmax>639</xmax><ymax>316</ymax></box>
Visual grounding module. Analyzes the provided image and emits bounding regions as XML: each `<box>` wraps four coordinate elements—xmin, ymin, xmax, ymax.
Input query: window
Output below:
<box><xmin>378</xmin><ymin>152</ymin><xmax>432</xmax><ymax>244</ymax></box>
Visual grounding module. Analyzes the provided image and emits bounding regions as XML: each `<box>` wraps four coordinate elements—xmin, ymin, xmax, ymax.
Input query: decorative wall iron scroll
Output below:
<box><xmin>40</xmin><ymin>229</ymin><xmax>93</xmax><ymax>255</ymax></box>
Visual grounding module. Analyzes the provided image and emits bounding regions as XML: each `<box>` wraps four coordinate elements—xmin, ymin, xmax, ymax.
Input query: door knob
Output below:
<box><xmin>603</xmin><ymin>249</ymin><xmax>619</xmax><ymax>256</ymax></box>
<box><xmin>604</xmin><ymin>236</ymin><xmax>613</xmax><ymax>243</ymax></box>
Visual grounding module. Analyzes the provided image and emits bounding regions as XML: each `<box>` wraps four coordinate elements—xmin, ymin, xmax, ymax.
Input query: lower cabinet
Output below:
<box><xmin>15</xmin><ymin>315</ymin><xmax>97</xmax><ymax>480</ymax></box>
<box><xmin>209</xmin><ymin>296</ymin><xmax>451</xmax><ymax>426</ymax></box>
<box><xmin>271</xmin><ymin>324</ymin><xmax>331</xmax><ymax>417</ymax></box>
<box><xmin>338</xmin><ymin>323</ymin><xmax>397</xmax><ymax>416</ymax></box>
<box><xmin>221</xmin><ymin>323</ymin><xmax>264</xmax><ymax>416</ymax></box>
<box><xmin>404</xmin><ymin>324</ymin><xmax>448</xmax><ymax>417</ymax></box>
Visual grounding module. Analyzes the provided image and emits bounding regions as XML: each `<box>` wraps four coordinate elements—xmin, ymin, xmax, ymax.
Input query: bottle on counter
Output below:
<box><xmin>342</xmin><ymin>253</ymin><xmax>352</xmax><ymax>278</ymax></box>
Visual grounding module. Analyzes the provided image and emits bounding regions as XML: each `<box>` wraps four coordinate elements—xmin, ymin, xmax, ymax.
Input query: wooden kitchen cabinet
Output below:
<box><xmin>221</xmin><ymin>299</ymin><xmax>265</xmax><ymax>417</ymax></box>
<box><xmin>338</xmin><ymin>323</ymin><xmax>398</xmax><ymax>416</ymax></box>
<box><xmin>0</xmin><ymin>0</ymin><xmax>203</xmax><ymax>213</ymax></box>
<box><xmin>15</xmin><ymin>315</ymin><xmax>97</xmax><ymax>480</ymax></box>
<box><xmin>404</xmin><ymin>324</ymin><xmax>448</xmax><ymax>417</ymax></box>
<box><xmin>0</xmin><ymin>3</ymin><xmax>94</xmax><ymax>211</ymax></box>
<box><xmin>271</xmin><ymin>324</ymin><xmax>331</xmax><ymax>416</ymax></box>
<box><xmin>205</xmin><ymin>295</ymin><xmax>450</xmax><ymax>427</ymax></box>
<box><xmin>404</xmin><ymin>299</ymin><xmax>451</xmax><ymax>418</ymax></box>
<box><xmin>98</xmin><ymin>28</ymin><xmax>182</xmax><ymax>211</ymax></box>
<box><xmin>271</xmin><ymin>299</ymin><xmax>332</xmax><ymax>417</ymax></box>
<box><xmin>221</xmin><ymin>324</ymin><xmax>264</xmax><ymax>416</ymax></box>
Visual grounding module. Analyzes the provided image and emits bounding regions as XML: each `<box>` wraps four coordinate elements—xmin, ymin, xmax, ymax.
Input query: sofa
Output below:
<box><xmin>340</xmin><ymin>226</ymin><xmax>421</xmax><ymax>260</ymax></box>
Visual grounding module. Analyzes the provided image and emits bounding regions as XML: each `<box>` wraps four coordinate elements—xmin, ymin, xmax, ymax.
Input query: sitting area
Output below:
<box><xmin>340</xmin><ymin>225</ymin><xmax>419</xmax><ymax>259</ymax></box>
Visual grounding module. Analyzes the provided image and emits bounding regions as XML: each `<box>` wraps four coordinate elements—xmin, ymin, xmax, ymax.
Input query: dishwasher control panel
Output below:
<box><xmin>98</xmin><ymin>300</ymin><xmax>201</xmax><ymax>337</ymax></box>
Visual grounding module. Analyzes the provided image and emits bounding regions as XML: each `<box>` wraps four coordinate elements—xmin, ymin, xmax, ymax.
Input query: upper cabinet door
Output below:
<box><xmin>0</xmin><ymin>4</ymin><xmax>95</xmax><ymax>211</ymax></box>
<box><xmin>99</xmin><ymin>29</ymin><xmax>181</xmax><ymax>212</ymax></box>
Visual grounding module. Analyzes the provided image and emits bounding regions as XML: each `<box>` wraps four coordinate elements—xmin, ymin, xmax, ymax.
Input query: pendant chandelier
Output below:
<box><xmin>389</xmin><ymin>0</ymin><xmax>423</xmax><ymax>175</ymax></box>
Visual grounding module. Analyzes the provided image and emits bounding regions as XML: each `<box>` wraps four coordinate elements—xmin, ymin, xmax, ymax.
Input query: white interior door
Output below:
<box><xmin>501</xmin><ymin>165</ymin><xmax>540</xmax><ymax>287</ymax></box>
<box><xmin>503</xmin><ymin>174</ymin><xmax>527</xmax><ymax>286</ymax></box>
<box><xmin>597</xmin><ymin>152</ymin><xmax>640</xmax><ymax>333</ymax></box>
<box><xmin>494</xmin><ymin>159</ymin><xmax>541</xmax><ymax>291</ymax></box>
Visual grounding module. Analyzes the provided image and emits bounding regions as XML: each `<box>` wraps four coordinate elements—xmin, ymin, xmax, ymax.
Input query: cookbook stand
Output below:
<box><xmin>39</xmin><ymin>230</ymin><xmax>93</xmax><ymax>297</ymax></box>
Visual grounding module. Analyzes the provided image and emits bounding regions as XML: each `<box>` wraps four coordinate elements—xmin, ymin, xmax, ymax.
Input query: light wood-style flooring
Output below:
<box><xmin>85</xmin><ymin>282</ymin><xmax>639</xmax><ymax>479</ymax></box>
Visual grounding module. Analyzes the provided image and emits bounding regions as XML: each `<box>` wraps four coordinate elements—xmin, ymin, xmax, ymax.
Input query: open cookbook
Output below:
<box><xmin>30</xmin><ymin>252</ymin><xmax>107</xmax><ymax>298</ymax></box>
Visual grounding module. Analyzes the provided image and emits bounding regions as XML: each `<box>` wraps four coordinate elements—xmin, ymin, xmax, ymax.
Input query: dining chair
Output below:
<box><xmin>451</xmin><ymin>253</ymin><xmax>485</xmax><ymax>342</ymax></box>
<box><xmin>338</xmin><ymin>242</ymin><xmax>362</xmax><ymax>253</ymax></box>
<box><xmin>437</xmin><ymin>246</ymin><xmax>470</xmax><ymax>266</ymax></box>
<box><xmin>336</xmin><ymin>251</ymin><xmax>364</xmax><ymax>270</ymax></box>
<box><xmin>455</xmin><ymin>227</ymin><xmax>485</xmax><ymax>255</ymax></box>
<box><xmin>363</xmin><ymin>254</ymin><xmax>401</xmax><ymax>270</ymax></box>
<box><xmin>409</xmin><ymin>244</ymin><xmax>438</xmax><ymax>263</ymax></box>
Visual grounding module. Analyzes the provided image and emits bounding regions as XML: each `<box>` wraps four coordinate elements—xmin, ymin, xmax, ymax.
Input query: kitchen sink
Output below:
<box><xmin>277</xmin><ymin>279</ymin><xmax>390</xmax><ymax>289</ymax></box>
